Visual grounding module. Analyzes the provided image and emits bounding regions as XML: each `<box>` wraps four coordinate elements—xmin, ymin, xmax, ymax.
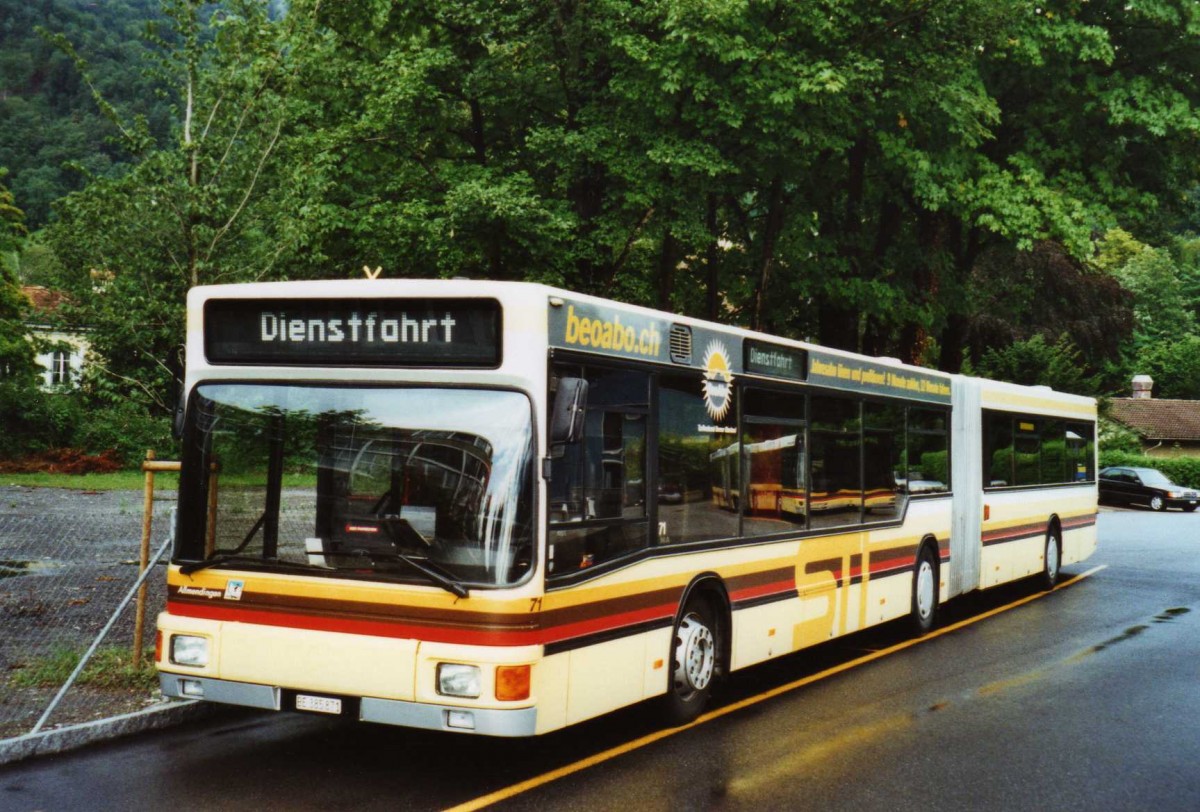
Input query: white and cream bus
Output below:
<box><xmin>157</xmin><ymin>279</ymin><xmax>1097</xmax><ymax>736</ymax></box>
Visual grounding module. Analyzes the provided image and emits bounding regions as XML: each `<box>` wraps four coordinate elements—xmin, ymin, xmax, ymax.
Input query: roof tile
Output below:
<box><xmin>1108</xmin><ymin>398</ymin><xmax>1200</xmax><ymax>441</ymax></box>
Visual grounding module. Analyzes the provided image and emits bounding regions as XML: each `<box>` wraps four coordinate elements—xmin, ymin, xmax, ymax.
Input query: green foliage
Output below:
<box><xmin>15</xmin><ymin>240</ymin><xmax>67</xmax><ymax>288</ymax></box>
<box><xmin>0</xmin><ymin>173</ymin><xmax>39</xmax><ymax>397</ymax></box>
<box><xmin>1128</xmin><ymin>335</ymin><xmax>1200</xmax><ymax>400</ymax></box>
<box><xmin>1095</xmin><ymin>229</ymin><xmax>1200</xmax><ymax>398</ymax></box>
<box><xmin>1110</xmin><ymin>243</ymin><xmax>1197</xmax><ymax>341</ymax></box>
<box><xmin>1098</xmin><ymin>415</ymin><xmax>1144</xmax><ymax>456</ymax></box>
<box><xmin>71</xmin><ymin>397</ymin><xmax>176</xmax><ymax>465</ymax></box>
<box><xmin>963</xmin><ymin>241</ymin><xmax>1132</xmax><ymax>389</ymax></box>
<box><xmin>1098</xmin><ymin>451</ymin><xmax>1200</xmax><ymax>491</ymax></box>
<box><xmin>3</xmin><ymin>0</ymin><xmax>1199</xmax><ymax>457</ymax></box>
<box><xmin>45</xmin><ymin>1</ymin><xmax>315</xmax><ymax>411</ymax></box>
<box><xmin>0</xmin><ymin>386</ymin><xmax>79</xmax><ymax>458</ymax></box>
<box><xmin>0</xmin><ymin>0</ymin><xmax>173</xmax><ymax>228</ymax></box>
<box><xmin>968</xmin><ymin>334</ymin><xmax>1099</xmax><ymax>395</ymax></box>
<box><xmin>0</xmin><ymin>168</ymin><xmax>28</xmax><ymax>253</ymax></box>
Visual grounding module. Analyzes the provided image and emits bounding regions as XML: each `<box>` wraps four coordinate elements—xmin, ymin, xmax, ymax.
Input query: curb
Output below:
<box><xmin>0</xmin><ymin>700</ymin><xmax>217</xmax><ymax>767</ymax></box>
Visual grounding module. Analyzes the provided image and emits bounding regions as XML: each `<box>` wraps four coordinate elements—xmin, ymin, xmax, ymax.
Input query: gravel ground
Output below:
<box><xmin>0</xmin><ymin>485</ymin><xmax>177</xmax><ymax>739</ymax></box>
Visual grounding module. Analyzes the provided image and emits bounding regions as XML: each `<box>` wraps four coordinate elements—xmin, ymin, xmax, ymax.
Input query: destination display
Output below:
<box><xmin>744</xmin><ymin>340</ymin><xmax>808</xmax><ymax>381</ymax></box>
<box><xmin>204</xmin><ymin>298</ymin><xmax>501</xmax><ymax>366</ymax></box>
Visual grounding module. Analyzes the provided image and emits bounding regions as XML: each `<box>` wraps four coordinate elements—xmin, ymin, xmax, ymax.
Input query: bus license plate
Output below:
<box><xmin>296</xmin><ymin>694</ymin><xmax>342</xmax><ymax>715</ymax></box>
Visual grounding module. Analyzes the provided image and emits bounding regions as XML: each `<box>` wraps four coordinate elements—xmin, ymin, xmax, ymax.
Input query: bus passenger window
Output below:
<box><xmin>1014</xmin><ymin>420</ymin><xmax>1041</xmax><ymax>486</ymax></box>
<box><xmin>1065</xmin><ymin>422</ymin><xmax>1095</xmax><ymax>482</ymax></box>
<box><xmin>863</xmin><ymin>402</ymin><xmax>904</xmax><ymax>519</ymax></box>
<box><xmin>984</xmin><ymin>411</ymin><xmax>1013</xmax><ymax>487</ymax></box>
<box><xmin>658</xmin><ymin>373</ymin><xmax>739</xmax><ymax>545</ymax></box>
<box><xmin>547</xmin><ymin>365</ymin><xmax>649</xmax><ymax>574</ymax></box>
<box><xmin>809</xmin><ymin>396</ymin><xmax>863</xmax><ymax>530</ymax></box>
<box><xmin>741</xmin><ymin>388</ymin><xmax>807</xmax><ymax>537</ymax></box>
<box><xmin>907</xmin><ymin>407</ymin><xmax>949</xmax><ymax>494</ymax></box>
<box><xmin>1040</xmin><ymin>420</ymin><xmax>1066</xmax><ymax>484</ymax></box>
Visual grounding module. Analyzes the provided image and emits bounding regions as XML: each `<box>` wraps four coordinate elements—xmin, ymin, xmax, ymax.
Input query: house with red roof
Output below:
<box><xmin>21</xmin><ymin>285</ymin><xmax>89</xmax><ymax>389</ymax></box>
<box><xmin>1106</xmin><ymin>375</ymin><xmax>1200</xmax><ymax>458</ymax></box>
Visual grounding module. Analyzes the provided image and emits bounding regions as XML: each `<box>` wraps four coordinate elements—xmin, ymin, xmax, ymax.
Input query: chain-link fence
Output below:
<box><xmin>0</xmin><ymin>481</ymin><xmax>175</xmax><ymax>740</ymax></box>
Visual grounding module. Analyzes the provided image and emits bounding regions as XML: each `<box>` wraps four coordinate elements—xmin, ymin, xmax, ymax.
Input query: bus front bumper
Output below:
<box><xmin>159</xmin><ymin>673</ymin><xmax>538</xmax><ymax>737</ymax></box>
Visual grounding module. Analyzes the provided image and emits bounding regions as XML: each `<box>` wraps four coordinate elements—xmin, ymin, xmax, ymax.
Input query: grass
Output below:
<box><xmin>0</xmin><ymin>471</ymin><xmax>180</xmax><ymax>491</ymax></box>
<box><xmin>0</xmin><ymin>471</ymin><xmax>322</xmax><ymax>490</ymax></box>
<box><xmin>8</xmin><ymin>645</ymin><xmax>159</xmax><ymax>692</ymax></box>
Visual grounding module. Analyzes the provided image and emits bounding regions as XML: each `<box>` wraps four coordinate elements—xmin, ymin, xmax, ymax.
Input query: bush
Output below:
<box><xmin>71</xmin><ymin>399</ymin><xmax>177</xmax><ymax>466</ymax></box>
<box><xmin>0</xmin><ymin>386</ymin><xmax>175</xmax><ymax>467</ymax></box>
<box><xmin>0</xmin><ymin>382</ymin><xmax>81</xmax><ymax>458</ymax></box>
<box><xmin>1098</xmin><ymin>451</ymin><xmax>1200</xmax><ymax>489</ymax></box>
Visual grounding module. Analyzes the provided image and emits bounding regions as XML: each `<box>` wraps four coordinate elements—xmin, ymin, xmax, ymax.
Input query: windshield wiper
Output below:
<box><xmin>348</xmin><ymin>550</ymin><xmax>470</xmax><ymax>599</ymax></box>
<box><xmin>178</xmin><ymin>554</ymin><xmax>315</xmax><ymax>576</ymax></box>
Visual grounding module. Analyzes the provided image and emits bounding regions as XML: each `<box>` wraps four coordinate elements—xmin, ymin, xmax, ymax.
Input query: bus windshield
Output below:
<box><xmin>175</xmin><ymin>384</ymin><xmax>534</xmax><ymax>588</ymax></box>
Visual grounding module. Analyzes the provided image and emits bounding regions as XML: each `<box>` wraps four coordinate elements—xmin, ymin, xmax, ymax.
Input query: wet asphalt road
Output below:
<box><xmin>1</xmin><ymin>509</ymin><xmax>1197</xmax><ymax>811</ymax></box>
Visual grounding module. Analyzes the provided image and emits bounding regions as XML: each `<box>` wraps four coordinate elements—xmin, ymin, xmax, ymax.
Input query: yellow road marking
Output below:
<box><xmin>446</xmin><ymin>565</ymin><xmax>1108</xmax><ymax>812</ymax></box>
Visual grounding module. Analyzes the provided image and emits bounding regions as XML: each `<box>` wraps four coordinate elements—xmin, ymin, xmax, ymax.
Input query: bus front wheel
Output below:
<box><xmin>663</xmin><ymin>599</ymin><xmax>717</xmax><ymax>725</ymax></box>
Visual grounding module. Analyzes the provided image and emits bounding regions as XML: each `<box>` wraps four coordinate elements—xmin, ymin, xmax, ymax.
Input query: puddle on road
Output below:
<box><xmin>1071</xmin><ymin>607</ymin><xmax>1192</xmax><ymax>662</ymax></box>
<box><xmin>0</xmin><ymin>559</ymin><xmax>61</xmax><ymax>579</ymax></box>
<box><xmin>1089</xmin><ymin>624</ymin><xmax>1149</xmax><ymax>654</ymax></box>
<box><xmin>0</xmin><ymin>559</ymin><xmax>32</xmax><ymax>579</ymax></box>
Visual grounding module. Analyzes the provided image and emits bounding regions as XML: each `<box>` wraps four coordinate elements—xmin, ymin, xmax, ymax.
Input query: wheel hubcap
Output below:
<box><xmin>674</xmin><ymin>613</ymin><xmax>715</xmax><ymax>696</ymax></box>
<box><xmin>916</xmin><ymin>560</ymin><xmax>935</xmax><ymax>620</ymax></box>
<box><xmin>1047</xmin><ymin>535</ymin><xmax>1060</xmax><ymax>579</ymax></box>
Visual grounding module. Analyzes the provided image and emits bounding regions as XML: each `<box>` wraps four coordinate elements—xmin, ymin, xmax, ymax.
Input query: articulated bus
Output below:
<box><xmin>157</xmin><ymin>279</ymin><xmax>1097</xmax><ymax>736</ymax></box>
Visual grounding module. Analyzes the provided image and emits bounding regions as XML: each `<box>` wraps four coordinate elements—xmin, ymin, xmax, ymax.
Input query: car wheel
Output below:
<box><xmin>1040</xmin><ymin>528</ymin><xmax>1061</xmax><ymax>590</ymax></box>
<box><xmin>663</xmin><ymin>598</ymin><xmax>718</xmax><ymax>725</ymax></box>
<box><xmin>910</xmin><ymin>544</ymin><xmax>938</xmax><ymax>635</ymax></box>
<box><xmin>1184</xmin><ymin>505</ymin><xmax>1197</xmax><ymax>513</ymax></box>
<box><xmin>1149</xmin><ymin>495</ymin><xmax>1165</xmax><ymax>512</ymax></box>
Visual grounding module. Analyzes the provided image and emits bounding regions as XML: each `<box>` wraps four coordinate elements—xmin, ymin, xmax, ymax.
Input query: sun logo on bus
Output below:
<box><xmin>701</xmin><ymin>341</ymin><xmax>734</xmax><ymax>421</ymax></box>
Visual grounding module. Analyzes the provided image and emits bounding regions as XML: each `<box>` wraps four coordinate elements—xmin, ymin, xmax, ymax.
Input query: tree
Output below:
<box><xmin>964</xmin><ymin>240</ymin><xmax>1132</xmax><ymax>384</ymax></box>
<box><xmin>0</xmin><ymin>0</ymin><xmax>173</xmax><ymax>228</ymax></box>
<box><xmin>1094</xmin><ymin>228</ymin><xmax>1200</xmax><ymax>398</ymax></box>
<box><xmin>969</xmin><ymin>333</ymin><xmax>1100</xmax><ymax>395</ymax></box>
<box><xmin>1096</xmin><ymin>231</ymin><xmax>1200</xmax><ymax>338</ymax></box>
<box><xmin>1131</xmin><ymin>336</ymin><xmax>1200</xmax><ymax>400</ymax></box>
<box><xmin>280</xmin><ymin>0</ymin><xmax>1200</xmax><ymax>367</ymax></box>
<box><xmin>0</xmin><ymin>173</ymin><xmax>42</xmax><ymax>457</ymax></box>
<box><xmin>45</xmin><ymin>0</ymin><xmax>313</xmax><ymax>410</ymax></box>
<box><xmin>32</xmin><ymin>0</ymin><xmax>1200</xmax><ymax>414</ymax></box>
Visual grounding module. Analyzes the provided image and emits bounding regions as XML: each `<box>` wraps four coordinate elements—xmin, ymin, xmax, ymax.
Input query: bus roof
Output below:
<box><xmin>186</xmin><ymin>278</ymin><xmax>1094</xmax><ymax>416</ymax></box>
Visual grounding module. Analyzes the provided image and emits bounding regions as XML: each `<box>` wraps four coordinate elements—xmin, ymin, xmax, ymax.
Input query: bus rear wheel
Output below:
<box><xmin>1041</xmin><ymin>528</ymin><xmax>1061</xmax><ymax>590</ymax></box>
<box><xmin>910</xmin><ymin>544</ymin><xmax>938</xmax><ymax>635</ymax></box>
<box><xmin>663</xmin><ymin>599</ymin><xmax>717</xmax><ymax>725</ymax></box>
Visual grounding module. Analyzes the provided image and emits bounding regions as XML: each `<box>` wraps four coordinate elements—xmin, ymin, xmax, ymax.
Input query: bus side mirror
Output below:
<box><xmin>550</xmin><ymin>377</ymin><xmax>588</xmax><ymax>445</ymax></box>
<box><xmin>172</xmin><ymin>384</ymin><xmax>186</xmax><ymax>441</ymax></box>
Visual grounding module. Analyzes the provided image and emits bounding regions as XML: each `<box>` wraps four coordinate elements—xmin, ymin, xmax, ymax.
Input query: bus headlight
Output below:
<box><xmin>170</xmin><ymin>635</ymin><xmax>210</xmax><ymax>667</ymax></box>
<box><xmin>437</xmin><ymin>663</ymin><xmax>481</xmax><ymax>698</ymax></box>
